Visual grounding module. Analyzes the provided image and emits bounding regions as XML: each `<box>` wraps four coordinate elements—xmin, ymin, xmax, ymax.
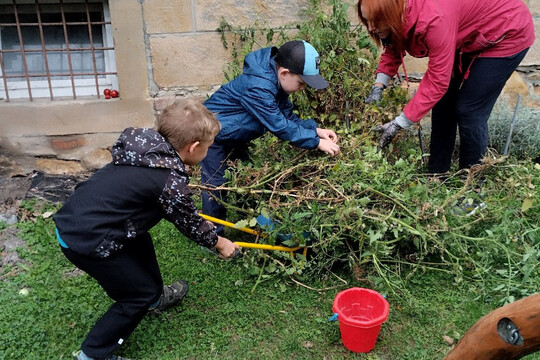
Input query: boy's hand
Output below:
<box><xmin>215</xmin><ymin>236</ymin><xmax>240</xmax><ymax>258</ymax></box>
<box><xmin>317</xmin><ymin>138</ymin><xmax>340</xmax><ymax>156</ymax></box>
<box><xmin>316</xmin><ymin>128</ymin><xmax>339</xmax><ymax>143</ymax></box>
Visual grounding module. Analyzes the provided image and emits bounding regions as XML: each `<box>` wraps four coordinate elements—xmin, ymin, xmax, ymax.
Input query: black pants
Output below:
<box><xmin>428</xmin><ymin>48</ymin><xmax>529</xmax><ymax>173</ymax></box>
<box><xmin>61</xmin><ymin>233</ymin><xmax>162</xmax><ymax>359</ymax></box>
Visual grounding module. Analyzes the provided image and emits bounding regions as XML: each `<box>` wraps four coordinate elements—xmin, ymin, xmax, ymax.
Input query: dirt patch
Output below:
<box><xmin>0</xmin><ymin>169</ymin><xmax>91</xmax><ymax>280</ymax></box>
<box><xmin>0</xmin><ymin>175</ymin><xmax>32</xmax><ymax>205</ymax></box>
<box><xmin>0</xmin><ymin>227</ymin><xmax>29</xmax><ymax>281</ymax></box>
<box><xmin>0</xmin><ymin>171</ymin><xmax>91</xmax><ymax>221</ymax></box>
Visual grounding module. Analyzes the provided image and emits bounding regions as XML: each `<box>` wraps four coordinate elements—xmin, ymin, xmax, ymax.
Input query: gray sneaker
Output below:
<box><xmin>148</xmin><ymin>280</ymin><xmax>188</xmax><ymax>314</ymax></box>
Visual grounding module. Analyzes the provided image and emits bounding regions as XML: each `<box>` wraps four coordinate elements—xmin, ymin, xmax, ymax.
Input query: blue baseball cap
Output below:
<box><xmin>275</xmin><ymin>40</ymin><xmax>329</xmax><ymax>89</ymax></box>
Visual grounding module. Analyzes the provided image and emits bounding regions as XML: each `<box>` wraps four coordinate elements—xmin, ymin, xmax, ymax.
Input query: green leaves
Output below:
<box><xmin>214</xmin><ymin>0</ymin><xmax>540</xmax><ymax>304</ymax></box>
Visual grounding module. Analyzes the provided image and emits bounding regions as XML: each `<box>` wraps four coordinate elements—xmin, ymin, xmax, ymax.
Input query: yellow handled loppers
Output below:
<box><xmin>199</xmin><ymin>213</ymin><xmax>307</xmax><ymax>257</ymax></box>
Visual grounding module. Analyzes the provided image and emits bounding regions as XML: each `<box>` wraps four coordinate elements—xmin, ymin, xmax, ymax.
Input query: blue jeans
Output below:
<box><xmin>428</xmin><ymin>48</ymin><xmax>529</xmax><ymax>173</ymax></box>
<box><xmin>200</xmin><ymin>141</ymin><xmax>248</xmax><ymax>235</ymax></box>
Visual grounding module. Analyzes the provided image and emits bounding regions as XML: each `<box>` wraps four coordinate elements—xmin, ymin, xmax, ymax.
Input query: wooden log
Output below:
<box><xmin>445</xmin><ymin>293</ymin><xmax>540</xmax><ymax>359</ymax></box>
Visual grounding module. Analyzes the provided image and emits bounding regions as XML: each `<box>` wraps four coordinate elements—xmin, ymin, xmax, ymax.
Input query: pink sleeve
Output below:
<box><xmin>403</xmin><ymin>20</ymin><xmax>457</xmax><ymax>122</ymax></box>
<box><xmin>376</xmin><ymin>45</ymin><xmax>403</xmax><ymax>78</ymax></box>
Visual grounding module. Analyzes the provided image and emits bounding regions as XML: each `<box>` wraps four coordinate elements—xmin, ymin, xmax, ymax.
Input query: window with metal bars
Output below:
<box><xmin>0</xmin><ymin>0</ymin><xmax>117</xmax><ymax>102</ymax></box>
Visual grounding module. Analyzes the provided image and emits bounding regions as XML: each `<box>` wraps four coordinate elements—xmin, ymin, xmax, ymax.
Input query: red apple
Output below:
<box><xmin>103</xmin><ymin>88</ymin><xmax>111</xmax><ymax>96</ymax></box>
<box><xmin>110</xmin><ymin>90</ymin><xmax>119</xmax><ymax>98</ymax></box>
<box><xmin>105</xmin><ymin>94</ymin><xmax>111</xmax><ymax>99</ymax></box>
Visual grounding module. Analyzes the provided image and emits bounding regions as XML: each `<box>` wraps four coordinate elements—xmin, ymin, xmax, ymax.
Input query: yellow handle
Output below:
<box><xmin>199</xmin><ymin>213</ymin><xmax>306</xmax><ymax>254</ymax></box>
<box><xmin>199</xmin><ymin>213</ymin><xmax>261</xmax><ymax>236</ymax></box>
<box><xmin>234</xmin><ymin>241</ymin><xmax>303</xmax><ymax>252</ymax></box>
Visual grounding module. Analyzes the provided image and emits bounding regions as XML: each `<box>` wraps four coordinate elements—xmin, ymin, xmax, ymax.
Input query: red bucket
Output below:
<box><xmin>332</xmin><ymin>287</ymin><xmax>389</xmax><ymax>353</ymax></box>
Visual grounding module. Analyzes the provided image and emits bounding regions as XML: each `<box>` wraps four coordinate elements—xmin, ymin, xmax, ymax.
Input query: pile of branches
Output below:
<box><xmin>193</xmin><ymin>131</ymin><xmax>540</xmax><ymax>301</ymax></box>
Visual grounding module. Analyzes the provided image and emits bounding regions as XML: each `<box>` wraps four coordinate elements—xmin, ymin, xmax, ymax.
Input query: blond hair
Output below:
<box><xmin>156</xmin><ymin>98</ymin><xmax>220</xmax><ymax>151</ymax></box>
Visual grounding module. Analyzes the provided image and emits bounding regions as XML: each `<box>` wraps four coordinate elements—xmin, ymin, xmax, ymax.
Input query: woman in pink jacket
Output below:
<box><xmin>359</xmin><ymin>0</ymin><xmax>534</xmax><ymax>173</ymax></box>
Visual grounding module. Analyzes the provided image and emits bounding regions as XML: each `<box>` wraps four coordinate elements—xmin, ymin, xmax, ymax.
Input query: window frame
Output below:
<box><xmin>0</xmin><ymin>0</ymin><xmax>118</xmax><ymax>101</ymax></box>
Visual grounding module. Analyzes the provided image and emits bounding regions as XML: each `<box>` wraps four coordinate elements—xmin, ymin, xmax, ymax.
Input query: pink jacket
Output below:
<box><xmin>377</xmin><ymin>0</ymin><xmax>535</xmax><ymax>122</ymax></box>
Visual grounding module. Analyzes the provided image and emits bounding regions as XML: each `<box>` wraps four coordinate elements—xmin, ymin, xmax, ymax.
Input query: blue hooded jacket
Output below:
<box><xmin>203</xmin><ymin>46</ymin><xmax>320</xmax><ymax>149</ymax></box>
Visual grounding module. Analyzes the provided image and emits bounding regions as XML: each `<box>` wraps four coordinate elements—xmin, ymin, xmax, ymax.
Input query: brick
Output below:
<box><xmin>51</xmin><ymin>137</ymin><xmax>87</xmax><ymax>150</ymax></box>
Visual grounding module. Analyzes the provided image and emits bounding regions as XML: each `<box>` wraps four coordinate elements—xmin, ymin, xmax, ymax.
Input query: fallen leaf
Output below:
<box><xmin>442</xmin><ymin>335</ymin><xmax>454</xmax><ymax>345</ymax></box>
<box><xmin>302</xmin><ymin>341</ymin><xmax>314</xmax><ymax>349</ymax></box>
<box><xmin>522</xmin><ymin>198</ymin><xmax>533</xmax><ymax>213</ymax></box>
<box><xmin>42</xmin><ymin>211</ymin><xmax>54</xmax><ymax>219</ymax></box>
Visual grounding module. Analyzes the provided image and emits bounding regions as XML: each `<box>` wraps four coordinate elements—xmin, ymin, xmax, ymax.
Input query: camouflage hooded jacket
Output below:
<box><xmin>53</xmin><ymin>127</ymin><xmax>217</xmax><ymax>258</ymax></box>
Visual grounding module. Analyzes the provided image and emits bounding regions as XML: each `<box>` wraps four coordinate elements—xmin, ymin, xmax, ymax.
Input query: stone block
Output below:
<box><xmin>144</xmin><ymin>0</ymin><xmax>193</xmax><ymax>33</ymax></box>
<box><xmin>402</xmin><ymin>56</ymin><xmax>428</xmax><ymax>79</ymax></box>
<box><xmin>2</xmin><ymin>133</ymin><xmax>119</xmax><ymax>161</ymax></box>
<box><xmin>34</xmin><ymin>158</ymin><xmax>86</xmax><ymax>175</ymax></box>
<box><xmin>81</xmin><ymin>149</ymin><xmax>112</xmax><ymax>171</ymax></box>
<box><xmin>150</xmin><ymin>33</ymin><xmax>234</xmax><ymax>87</ymax></box>
<box><xmin>521</xmin><ymin>17</ymin><xmax>540</xmax><ymax>66</ymax></box>
<box><xmin>502</xmin><ymin>72</ymin><xmax>530</xmax><ymax>96</ymax></box>
<box><xmin>195</xmin><ymin>0</ymin><xmax>309</xmax><ymax>31</ymax></box>
<box><xmin>109</xmin><ymin>1</ymin><xmax>149</xmax><ymax>100</ymax></box>
<box><xmin>153</xmin><ymin>96</ymin><xmax>178</xmax><ymax>113</ymax></box>
<box><xmin>528</xmin><ymin>0</ymin><xmax>540</xmax><ymax>16</ymax></box>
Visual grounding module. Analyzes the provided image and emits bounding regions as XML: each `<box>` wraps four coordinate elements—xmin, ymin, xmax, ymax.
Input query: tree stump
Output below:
<box><xmin>445</xmin><ymin>293</ymin><xmax>540</xmax><ymax>359</ymax></box>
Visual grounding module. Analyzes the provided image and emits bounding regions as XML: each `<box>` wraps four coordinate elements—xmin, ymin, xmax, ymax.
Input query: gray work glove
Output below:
<box><xmin>373</xmin><ymin>113</ymin><xmax>414</xmax><ymax>148</ymax></box>
<box><xmin>365</xmin><ymin>85</ymin><xmax>384</xmax><ymax>104</ymax></box>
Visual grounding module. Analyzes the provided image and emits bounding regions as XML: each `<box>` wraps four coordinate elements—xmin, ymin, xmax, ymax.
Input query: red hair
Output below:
<box><xmin>357</xmin><ymin>0</ymin><xmax>406</xmax><ymax>53</ymax></box>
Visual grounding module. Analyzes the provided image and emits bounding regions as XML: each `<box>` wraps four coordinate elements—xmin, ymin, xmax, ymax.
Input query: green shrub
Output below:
<box><xmin>207</xmin><ymin>131</ymin><xmax>540</xmax><ymax>303</ymax></box>
<box><xmin>216</xmin><ymin>0</ymin><xmax>408</xmax><ymax>132</ymax></box>
<box><xmin>489</xmin><ymin>98</ymin><xmax>540</xmax><ymax>161</ymax></box>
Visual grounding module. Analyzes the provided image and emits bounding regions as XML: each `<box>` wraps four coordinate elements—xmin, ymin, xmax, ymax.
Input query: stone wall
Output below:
<box><xmin>0</xmin><ymin>0</ymin><xmax>539</xmax><ymax>173</ymax></box>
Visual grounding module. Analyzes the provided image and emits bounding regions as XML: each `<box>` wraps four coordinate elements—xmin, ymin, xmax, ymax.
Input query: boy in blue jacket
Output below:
<box><xmin>54</xmin><ymin>99</ymin><xmax>239</xmax><ymax>360</ymax></box>
<box><xmin>202</xmin><ymin>40</ymin><xmax>340</xmax><ymax>233</ymax></box>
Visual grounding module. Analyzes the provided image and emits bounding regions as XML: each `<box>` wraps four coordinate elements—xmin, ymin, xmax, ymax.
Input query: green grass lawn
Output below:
<box><xmin>1</xmin><ymin>215</ymin><xmax>540</xmax><ymax>360</ymax></box>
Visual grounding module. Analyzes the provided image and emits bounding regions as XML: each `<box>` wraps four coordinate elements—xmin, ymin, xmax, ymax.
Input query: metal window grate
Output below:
<box><xmin>0</xmin><ymin>0</ymin><xmax>116</xmax><ymax>101</ymax></box>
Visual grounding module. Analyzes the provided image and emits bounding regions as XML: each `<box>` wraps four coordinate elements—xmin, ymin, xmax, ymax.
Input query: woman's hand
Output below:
<box><xmin>365</xmin><ymin>84</ymin><xmax>384</xmax><ymax>104</ymax></box>
<box><xmin>373</xmin><ymin>120</ymin><xmax>402</xmax><ymax>148</ymax></box>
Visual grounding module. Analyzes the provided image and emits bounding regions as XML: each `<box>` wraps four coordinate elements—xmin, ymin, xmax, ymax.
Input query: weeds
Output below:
<box><xmin>210</xmin><ymin>0</ymin><xmax>540</xmax><ymax>304</ymax></box>
<box><xmin>489</xmin><ymin>99</ymin><xmax>540</xmax><ymax>160</ymax></box>
<box><xmin>191</xmin><ymin>130</ymin><xmax>539</xmax><ymax>304</ymax></box>
<box><xmin>216</xmin><ymin>0</ymin><xmax>409</xmax><ymax>132</ymax></box>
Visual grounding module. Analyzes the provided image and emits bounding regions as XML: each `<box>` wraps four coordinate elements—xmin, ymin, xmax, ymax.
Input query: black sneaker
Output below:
<box><xmin>148</xmin><ymin>280</ymin><xmax>188</xmax><ymax>314</ymax></box>
<box><xmin>72</xmin><ymin>350</ymin><xmax>132</xmax><ymax>360</ymax></box>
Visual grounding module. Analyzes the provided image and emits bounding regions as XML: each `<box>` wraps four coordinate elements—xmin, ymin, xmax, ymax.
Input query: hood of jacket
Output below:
<box><xmin>242</xmin><ymin>46</ymin><xmax>280</xmax><ymax>85</ymax></box>
<box><xmin>112</xmin><ymin>127</ymin><xmax>184</xmax><ymax>171</ymax></box>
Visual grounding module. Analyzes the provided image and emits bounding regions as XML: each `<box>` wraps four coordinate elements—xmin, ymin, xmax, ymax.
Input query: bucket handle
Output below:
<box><xmin>329</xmin><ymin>313</ymin><xmax>339</xmax><ymax>322</ymax></box>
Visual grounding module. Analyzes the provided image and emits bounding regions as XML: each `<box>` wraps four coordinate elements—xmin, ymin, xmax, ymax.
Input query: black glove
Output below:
<box><xmin>365</xmin><ymin>85</ymin><xmax>384</xmax><ymax>104</ymax></box>
<box><xmin>373</xmin><ymin>120</ymin><xmax>402</xmax><ymax>148</ymax></box>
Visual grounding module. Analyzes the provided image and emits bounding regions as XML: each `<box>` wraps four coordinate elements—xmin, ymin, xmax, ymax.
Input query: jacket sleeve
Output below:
<box><xmin>280</xmin><ymin>97</ymin><xmax>319</xmax><ymax>130</ymax></box>
<box><xmin>376</xmin><ymin>44</ymin><xmax>403</xmax><ymax>78</ymax></box>
<box><xmin>159</xmin><ymin>170</ymin><xmax>218</xmax><ymax>248</ymax></box>
<box><xmin>240</xmin><ymin>85</ymin><xmax>319</xmax><ymax>149</ymax></box>
<box><xmin>403</xmin><ymin>18</ymin><xmax>457</xmax><ymax>121</ymax></box>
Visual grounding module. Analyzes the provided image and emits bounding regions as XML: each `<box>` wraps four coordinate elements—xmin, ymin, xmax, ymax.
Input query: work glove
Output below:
<box><xmin>373</xmin><ymin>113</ymin><xmax>414</xmax><ymax>149</ymax></box>
<box><xmin>365</xmin><ymin>85</ymin><xmax>384</xmax><ymax>104</ymax></box>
